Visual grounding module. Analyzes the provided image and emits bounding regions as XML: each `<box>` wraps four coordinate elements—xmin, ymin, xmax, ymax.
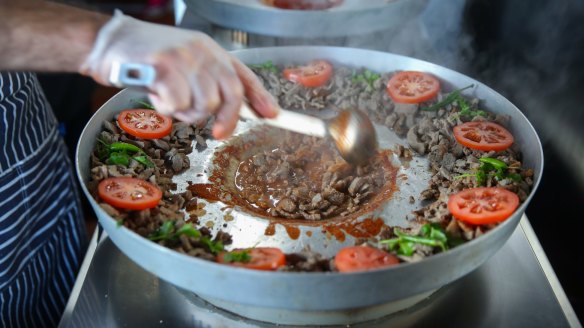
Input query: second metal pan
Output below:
<box><xmin>184</xmin><ymin>0</ymin><xmax>429</xmax><ymax>38</ymax></box>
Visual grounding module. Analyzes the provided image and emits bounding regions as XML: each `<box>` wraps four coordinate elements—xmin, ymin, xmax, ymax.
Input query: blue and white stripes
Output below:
<box><xmin>0</xmin><ymin>72</ymin><xmax>87</xmax><ymax>327</ymax></box>
<box><xmin>0</xmin><ymin>72</ymin><xmax>58</xmax><ymax>173</ymax></box>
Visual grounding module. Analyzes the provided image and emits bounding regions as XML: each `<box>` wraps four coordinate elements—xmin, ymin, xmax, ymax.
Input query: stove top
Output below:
<box><xmin>58</xmin><ymin>216</ymin><xmax>578</xmax><ymax>327</ymax></box>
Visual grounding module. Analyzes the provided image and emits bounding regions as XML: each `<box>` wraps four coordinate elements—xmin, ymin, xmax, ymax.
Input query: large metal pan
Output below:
<box><xmin>76</xmin><ymin>46</ymin><xmax>543</xmax><ymax>321</ymax></box>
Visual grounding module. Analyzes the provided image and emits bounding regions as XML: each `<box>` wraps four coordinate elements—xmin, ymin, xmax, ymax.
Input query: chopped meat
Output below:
<box><xmin>277</xmin><ymin>198</ymin><xmax>297</xmax><ymax>213</ymax></box>
<box><xmin>231</xmin><ymin>129</ymin><xmax>394</xmax><ymax>220</ymax></box>
<box><xmin>407</xmin><ymin>127</ymin><xmax>426</xmax><ymax>154</ymax></box>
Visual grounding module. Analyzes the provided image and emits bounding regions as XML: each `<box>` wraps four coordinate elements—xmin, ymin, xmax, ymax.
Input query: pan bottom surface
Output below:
<box><xmin>178</xmin><ymin>288</ymin><xmax>437</xmax><ymax>326</ymax></box>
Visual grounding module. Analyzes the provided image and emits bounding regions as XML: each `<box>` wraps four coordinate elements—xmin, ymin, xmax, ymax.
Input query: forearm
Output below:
<box><xmin>0</xmin><ymin>0</ymin><xmax>109</xmax><ymax>72</ymax></box>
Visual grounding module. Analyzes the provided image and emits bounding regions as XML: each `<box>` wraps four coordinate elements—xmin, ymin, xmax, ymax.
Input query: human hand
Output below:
<box><xmin>80</xmin><ymin>10</ymin><xmax>278</xmax><ymax>139</ymax></box>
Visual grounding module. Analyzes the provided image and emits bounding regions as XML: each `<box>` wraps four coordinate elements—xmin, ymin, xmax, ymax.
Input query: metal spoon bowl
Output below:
<box><xmin>327</xmin><ymin>108</ymin><xmax>378</xmax><ymax>164</ymax></box>
<box><xmin>238</xmin><ymin>103</ymin><xmax>378</xmax><ymax>164</ymax></box>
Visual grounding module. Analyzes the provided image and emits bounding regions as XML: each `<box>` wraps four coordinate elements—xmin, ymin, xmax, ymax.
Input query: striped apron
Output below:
<box><xmin>0</xmin><ymin>72</ymin><xmax>87</xmax><ymax>327</ymax></box>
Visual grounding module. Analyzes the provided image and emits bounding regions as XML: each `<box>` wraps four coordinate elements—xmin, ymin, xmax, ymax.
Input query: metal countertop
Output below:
<box><xmin>59</xmin><ymin>216</ymin><xmax>580</xmax><ymax>327</ymax></box>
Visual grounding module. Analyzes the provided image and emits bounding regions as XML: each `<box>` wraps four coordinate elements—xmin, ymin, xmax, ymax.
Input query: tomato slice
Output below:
<box><xmin>335</xmin><ymin>246</ymin><xmax>399</xmax><ymax>273</ymax></box>
<box><xmin>98</xmin><ymin>177</ymin><xmax>162</xmax><ymax>210</ymax></box>
<box><xmin>448</xmin><ymin>187</ymin><xmax>519</xmax><ymax>225</ymax></box>
<box><xmin>264</xmin><ymin>0</ymin><xmax>343</xmax><ymax>10</ymax></box>
<box><xmin>453</xmin><ymin>121</ymin><xmax>514</xmax><ymax>151</ymax></box>
<box><xmin>117</xmin><ymin>109</ymin><xmax>173</xmax><ymax>139</ymax></box>
<box><xmin>283</xmin><ymin>60</ymin><xmax>333</xmax><ymax>88</ymax></box>
<box><xmin>217</xmin><ymin>247</ymin><xmax>286</xmax><ymax>271</ymax></box>
<box><xmin>386</xmin><ymin>71</ymin><xmax>440</xmax><ymax>104</ymax></box>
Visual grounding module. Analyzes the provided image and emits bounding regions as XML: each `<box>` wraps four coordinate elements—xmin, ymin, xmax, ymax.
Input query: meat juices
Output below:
<box><xmin>233</xmin><ymin>130</ymin><xmax>395</xmax><ymax>220</ymax></box>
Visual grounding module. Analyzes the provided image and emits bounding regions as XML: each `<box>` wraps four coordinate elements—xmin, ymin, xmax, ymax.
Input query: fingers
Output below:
<box><xmin>148</xmin><ymin>59</ymin><xmax>191</xmax><ymax>117</ymax></box>
<box><xmin>147</xmin><ymin>49</ymin><xmax>219</xmax><ymax>122</ymax></box>
<box><xmin>171</xmin><ymin>109</ymin><xmax>208</xmax><ymax>123</ymax></box>
<box><xmin>189</xmin><ymin>69</ymin><xmax>221</xmax><ymax>116</ymax></box>
<box><xmin>146</xmin><ymin>35</ymin><xmax>277</xmax><ymax>139</ymax></box>
<box><xmin>232</xmin><ymin>59</ymin><xmax>279</xmax><ymax>119</ymax></box>
<box><xmin>213</xmin><ymin>70</ymin><xmax>244</xmax><ymax>139</ymax></box>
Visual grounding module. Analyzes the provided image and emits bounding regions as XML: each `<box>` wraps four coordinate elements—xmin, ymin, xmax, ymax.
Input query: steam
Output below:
<box><xmin>448</xmin><ymin>0</ymin><xmax>584</xmax><ymax>187</ymax></box>
<box><xmin>342</xmin><ymin>0</ymin><xmax>584</xmax><ymax>186</ymax></box>
<box><xmin>182</xmin><ymin>0</ymin><xmax>584</xmax><ymax>186</ymax></box>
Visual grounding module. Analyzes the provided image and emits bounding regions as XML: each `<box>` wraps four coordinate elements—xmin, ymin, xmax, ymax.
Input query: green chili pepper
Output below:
<box><xmin>380</xmin><ymin>224</ymin><xmax>452</xmax><ymax>256</ymax></box>
<box><xmin>132</xmin><ymin>155</ymin><xmax>154</xmax><ymax>168</ymax></box>
<box><xmin>395</xmin><ymin>230</ymin><xmax>446</xmax><ymax>251</ymax></box>
<box><xmin>420</xmin><ymin>224</ymin><xmax>431</xmax><ymax>237</ymax></box>
<box><xmin>479</xmin><ymin>157</ymin><xmax>507</xmax><ymax>170</ymax></box>
<box><xmin>421</xmin><ymin>85</ymin><xmax>474</xmax><ymax>112</ymax></box>
<box><xmin>397</xmin><ymin>241</ymin><xmax>415</xmax><ymax>256</ymax></box>
<box><xmin>107</xmin><ymin>152</ymin><xmax>130</xmax><ymax>166</ymax></box>
<box><xmin>109</xmin><ymin>142</ymin><xmax>142</xmax><ymax>153</ymax></box>
<box><xmin>421</xmin><ymin>223</ymin><xmax>448</xmax><ymax>243</ymax></box>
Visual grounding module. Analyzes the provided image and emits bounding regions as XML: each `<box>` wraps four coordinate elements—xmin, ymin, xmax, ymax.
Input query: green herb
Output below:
<box><xmin>202</xmin><ymin>237</ymin><xmax>224</xmax><ymax>254</ymax></box>
<box><xmin>149</xmin><ymin>221</ymin><xmax>176</xmax><ymax>241</ymax></box>
<box><xmin>380</xmin><ymin>223</ymin><xmax>452</xmax><ymax>256</ymax></box>
<box><xmin>175</xmin><ymin>223</ymin><xmax>201</xmax><ymax>239</ymax></box>
<box><xmin>455</xmin><ymin>157</ymin><xmax>522</xmax><ymax>186</ymax></box>
<box><xmin>148</xmin><ymin>222</ymin><xmax>199</xmax><ymax>242</ymax></box>
<box><xmin>132</xmin><ymin>155</ymin><xmax>155</xmax><ymax>168</ymax></box>
<box><xmin>421</xmin><ymin>85</ymin><xmax>473</xmax><ymax>112</ymax></box>
<box><xmin>96</xmin><ymin>138</ymin><xmax>111</xmax><ymax>161</ymax></box>
<box><xmin>455</xmin><ymin>92</ymin><xmax>487</xmax><ymax>119</ymax></box>
<box><xmin>458</xmin><ymin>106</ymin><xmax>487</xmax><ymax>119</ymax></box>
<box><xmin>421</xmin><ymin>84</ymin><xmax>486</xmax><ymax>119</ymax></box>
<box><xmin>148</xmin><ymin>222</ymin><xmax>224</xmax><ymax>254</ymax></box>
<box><xmin>134</xmin><ymin>100</ymin><xmax>156</xmax><ymax>110</ymax></box>
<box><xmin>116</xmin><ymin>219</ymin><xmax>125</xmax><ymax>227</ymax></box>
<box><xmin>351</xmin><ymin>69</ymin><xmax>381</xmax><ymax>89</ymax></box>
<box><xmin>96</xmin><ymin>139</ymin><xmax>154</xmax><ymax>168</ymax></box>
<box><xmin>249</xmin><ymin>60</ymin><xmax>278</xmax><ymax>74</ymax></box>
<box><xmin>107</xmin><ymin>151</ymin><xmax>130</xmax><ymax>166</ymax></box>
<box><xmin>222</xmin><ymin>249</ymin><xmax>252</xmax><ymax>263</ymax></box>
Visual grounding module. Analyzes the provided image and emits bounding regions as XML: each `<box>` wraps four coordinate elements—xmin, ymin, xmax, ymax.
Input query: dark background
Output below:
<box><xmin>461</xmin><ymin>0</ymin><xmax>584</xmax><ymax>321</ymax></box>
<box><xmin>39</xmin><ymin>0</ymin><xmax>584</xmax><ymax>322</ymax></box>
